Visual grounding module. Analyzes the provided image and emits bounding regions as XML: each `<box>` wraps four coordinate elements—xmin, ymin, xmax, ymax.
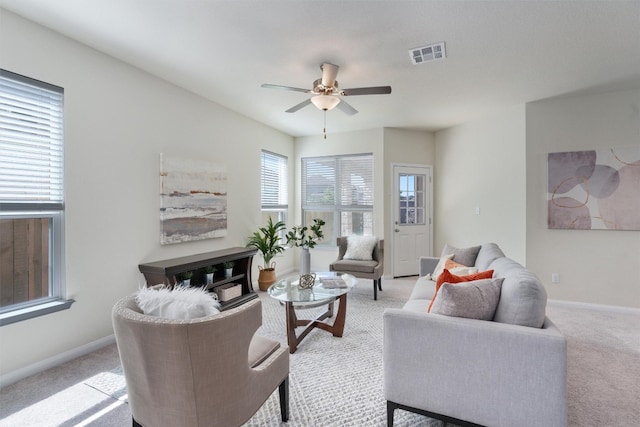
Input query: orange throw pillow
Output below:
<box><xmin>428</xmin><ymin>268</ymin><xmax>495</xmax><ymax>312</ymax></box>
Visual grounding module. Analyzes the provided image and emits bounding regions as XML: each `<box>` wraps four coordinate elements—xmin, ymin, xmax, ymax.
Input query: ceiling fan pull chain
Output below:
<box><xmin>323</xmin><ymin>110</ymin><xmax>327</xmax><ymax>139</ymax></box>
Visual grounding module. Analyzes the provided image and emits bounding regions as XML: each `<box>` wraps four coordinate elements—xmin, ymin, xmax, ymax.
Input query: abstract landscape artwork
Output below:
<box><xmin>547</xmin><ymin>146</ymin><xmax>640</xmax><ymax>230</ymax></box>
<box><xmin>160</xmin><ymin>154</ymin><xmax>228</xmax><ymax>244</ymax></box>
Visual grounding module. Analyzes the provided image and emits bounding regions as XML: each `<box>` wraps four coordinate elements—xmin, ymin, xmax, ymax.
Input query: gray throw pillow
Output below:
<box><xmin>490</xmin><ymin>257</ymin><xmax>547</xmax><ymax>328</ymax></box>
<box><xmin>430</xmin><ymin>278</ymin><xmax>504</xmax><ymax>321</ymax></box>
<box><xmin>441</xmin><ymin>244</ymin><xmax>482</xmax><ymax>267</ymax></box>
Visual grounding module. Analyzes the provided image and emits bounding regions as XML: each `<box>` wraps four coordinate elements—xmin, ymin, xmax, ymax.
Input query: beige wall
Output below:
<box><xmin>0</xmin><ymin>10</ymin><xmax>294</xmax><ymax>377</ymax></box>
<box><xmin>434</xmin><ymin>105</ymin><xmax>527</xmax><ymax>264</ymax></box>
<box><xmin>526</xmin><ymin>89</ymin><xmax>640</xmax><ymax>308</ymax></box>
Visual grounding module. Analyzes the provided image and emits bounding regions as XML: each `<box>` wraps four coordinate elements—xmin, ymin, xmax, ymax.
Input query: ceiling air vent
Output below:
<box><xmin>409</xmin><ymin>42</ymin><xmax>446</xmax><ymax>65</ymax></box>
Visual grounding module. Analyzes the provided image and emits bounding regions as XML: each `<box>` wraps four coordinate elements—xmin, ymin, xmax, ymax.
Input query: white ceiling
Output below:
<box><xmin>1</xmin><ymin>0</ymin><xmax>639</xmax><ymax>137</ymax></box>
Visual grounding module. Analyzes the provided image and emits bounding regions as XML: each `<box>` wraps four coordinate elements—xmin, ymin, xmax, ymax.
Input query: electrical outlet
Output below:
<box><xmin>551</xmin><ymin>273</ymin><xmax>560</xmax><ymax>284</ymax></box>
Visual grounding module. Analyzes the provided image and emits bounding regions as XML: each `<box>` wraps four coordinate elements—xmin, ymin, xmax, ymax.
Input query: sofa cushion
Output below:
<box><xmin>402</xmin><ymin>298</ymin><xmax>431</xmax><ymax>313</ymax></box>
<box><xmin>441</xmin><ymin>244</ymin><xmax>482</xmax><ymax>267</ymax></box>
<box><xmin>428</xmin><ymin>268</ymin><xmax>495</xmax><ymax>312</ymax></box>
<box><xmin>490</xmin><ymin>257</ymin><xmax>547</xmax><ymax>328</ymax></box>
<box><xmin>474</xmin><ymin>242</ymin><xmax>506</xmax><ymax>271</ymax></box>
<box><xmin>344</xmin><ymin>235</ymin><xmax>378</xmax><ymax>261</ymax></box>
<box><xmin>430</xmin><ymin>278</ymin><xmax>504</xmax><ymax>321</ymax></box>
<box><xmin>410</xmin><ymin>276</ymin><xmax>436</xmax><ymax>300</ymax></box>
<box><xmin>248</xmin><ymin>335</ymin><xmax>280</xmax><ymax>368</ymax></box>
<box><xmin>136</xmin><ymin>285</ymin><xmax>220</xmax><ymax>320</ymax></box>
<box><xmin>330</xmin><ymin>259</ymin><xmax>378</xmax><ymax>273</ymax></box>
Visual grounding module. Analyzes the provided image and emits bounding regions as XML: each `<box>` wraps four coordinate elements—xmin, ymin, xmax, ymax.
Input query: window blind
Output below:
<box><xmin>261</xmin><ymin>150</ymin><xmax>288</xmax><ymax>209</ymax></box>
<box><xmin>302</xmin><ymin>154</ymin><xmax>373</xmax><ymax>208</ymax></box>
<box><xmin>0</xmin><ymin>70</ymin><xmax>64</xmax><ymax>204</ymax></box>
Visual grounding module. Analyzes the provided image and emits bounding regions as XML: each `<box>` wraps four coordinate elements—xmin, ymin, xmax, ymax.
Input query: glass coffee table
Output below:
<box><xmin>267</xmin><ymin>272</ymin><xmax>356</xmax><ymax>353</ymax></box>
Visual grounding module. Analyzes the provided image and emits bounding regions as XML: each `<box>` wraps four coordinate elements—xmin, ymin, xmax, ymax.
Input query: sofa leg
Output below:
<box><xmin>279</xmin><ymin>376</ymin><xmax>289</xmax><ymax>422</ymax></box>
<box><xmin>133</xmin><ymin>417</ymin><xmax>142</xmax><ymax>427</ymax></box>
<box><xmin>387</xmin><ymin>401</ymin><xmax>398</xmax><ymax>427</ymax></box>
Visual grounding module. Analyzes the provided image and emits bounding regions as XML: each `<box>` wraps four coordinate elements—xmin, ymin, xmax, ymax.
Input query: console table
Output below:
<box><xmin>138</xmin><ymin>247</ymin><xmax>258</xmax><ymax>310</ymax></box>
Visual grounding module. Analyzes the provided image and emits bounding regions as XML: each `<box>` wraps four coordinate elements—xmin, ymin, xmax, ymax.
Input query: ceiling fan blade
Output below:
<box><xmin>262</xmin><ymin>83</ymin><xmax>311</xmax><ymax>93</ymax></box>
<box><xmin>341</xmin><ymin>86</ymin><xmax>392</xmax><ymax>96</ymax></box>
<box><xmin>321</xmin><ymin>63</ymin><xmax>339</xmax><ymax>88</ymax></box>
<box><xmin>285</xmin><ymin>98</ymin><xmax>312</xmax><ymax>113</ymax></box>
<box><xmin>336</xmin><ymin>99</ymin><xmax>358</xmax><ymax>116</ymax></box>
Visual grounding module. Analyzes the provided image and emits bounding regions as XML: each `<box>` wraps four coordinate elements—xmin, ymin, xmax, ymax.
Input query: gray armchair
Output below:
<box><xmin>112</xmin><ymin>296</ymin><xmax>289</xmax><ymax>427</ymax></box>
<box><xmin>329</xmin><ymin>237</ymin><xmax>384</xmax><ymax>300</ymax></box>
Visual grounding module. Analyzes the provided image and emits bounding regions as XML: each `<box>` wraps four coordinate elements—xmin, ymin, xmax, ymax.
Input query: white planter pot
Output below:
<box><xmin>300</xmin><ymin>248</ymin><xmax>311</xmax><ymax>275</ymax></box>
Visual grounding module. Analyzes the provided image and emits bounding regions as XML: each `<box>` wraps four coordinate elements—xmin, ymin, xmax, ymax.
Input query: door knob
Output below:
<box><xmin>395</xmin><ymin>228</ymin><xmax>399</xmax><ymax>232</ymax></box>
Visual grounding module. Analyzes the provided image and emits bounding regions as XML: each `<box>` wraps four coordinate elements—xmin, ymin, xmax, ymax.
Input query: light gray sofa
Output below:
<box><xmin>383</xmin><ymin>243</ymin><xmax>567</xmax><ymax>427</ymax></box>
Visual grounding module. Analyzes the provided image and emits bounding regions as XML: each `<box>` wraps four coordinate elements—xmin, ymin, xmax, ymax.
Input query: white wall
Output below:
<box><xmin>0</xmin><ymin>10</ymin><xmax>294</xmax><ymax>377</ymax></box>
<box><xmin>526</xmin><ymin>89</ymin><xmax>640</xmax><ymax>308</ymax></box>
<box><xmin>434</xmin><ymin>105</ymin><xmax>527</xmax><ymax>264</ymax></box>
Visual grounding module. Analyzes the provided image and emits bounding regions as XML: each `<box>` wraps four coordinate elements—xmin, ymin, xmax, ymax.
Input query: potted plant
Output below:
<box><xmin>178</xmin><ymin>271</ymin><xmax>193</xmax><ymax>287</ymax></box>
<box><xmin>246</xmin><ymin>217</ymin><xmax>287</xmax><ymax>291</ymax></box>
<box><xmin>223</xmin><ymin>261</ymin><xmax>235</xmax><ymax>278</ymax></box>
<box><xmin>204</xmin><ymin>266</ymin><xmax>217</xmax><ymax>284</ymax></box>
<box><xmin>285</xmin><ymin>218</ymin><xmax>325</xmax><ymax>274</ymax></box>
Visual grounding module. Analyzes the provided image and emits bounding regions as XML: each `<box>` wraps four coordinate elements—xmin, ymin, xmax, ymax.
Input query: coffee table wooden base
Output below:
<box><xmin>284</xmin><ymin>294</ymin><xmax>347</xmax><ymax>353</ymax></box>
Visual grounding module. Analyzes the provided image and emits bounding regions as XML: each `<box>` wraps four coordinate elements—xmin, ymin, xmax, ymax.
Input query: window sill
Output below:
<box><xmin>0</xmin><ymin>299</ymin><xmax>75</xmax><ymax>326</ymax></box>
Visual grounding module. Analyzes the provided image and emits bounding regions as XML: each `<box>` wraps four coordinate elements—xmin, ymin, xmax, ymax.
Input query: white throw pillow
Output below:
<box><xmin>343</xmin><ymin>235</ymin><xmax>379</xmax><ymax>261</ymax></box>
<box><xmin>136</xmin><ymin>286</ymin><xmax>220</xmax><ymax>320</ymax></box>
<box><xmin>427</xmin><ymin>254</ymin><xmax>455</xmax><ymax>280</ymax></box>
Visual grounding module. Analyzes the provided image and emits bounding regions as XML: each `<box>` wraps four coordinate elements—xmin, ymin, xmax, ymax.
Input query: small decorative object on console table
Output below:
<box><xmin>178</xmin><ymin>271</ymin><xmax>193</xmax><ymax>287</ymax></box>
<box><xmin>285</xmin><ymin>218</ymin><xmax>325</xmax><ymax>274</ymax></box>
<box><xmin>204</xmin><ymin>266</ymin><xmax>216</xmax><ymax>284</ymax></box>
<box><xmin>223</xmin><ymin>261</ymin><xmax>234</xmax><ymax>278</ymax></box>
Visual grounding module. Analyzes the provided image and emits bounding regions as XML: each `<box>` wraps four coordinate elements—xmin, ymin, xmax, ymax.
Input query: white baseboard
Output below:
<box><xmin>548</xmin><ymin>298</ymin><xmax>640</xmax><ymax>314</ymax></box>
<box><xmin>0</xmin><ymin>334</ymin><xmax>115</xmax><ymax>388</ymax></box>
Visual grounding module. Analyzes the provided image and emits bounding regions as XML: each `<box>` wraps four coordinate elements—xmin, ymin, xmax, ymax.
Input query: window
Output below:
<box><xmin>0</xmin><ymin>69</ymin><xmax>72</xmax><ymax>326</ymax></box>
<box><xmin>301</xmin><ymin>153</ymin><xmax>373</xmax><ymax>244</ymax></box>
<box><xmin>260</xmin><ymin>150</ymin><xmax>288</xmax><ymax>235</ymax></box>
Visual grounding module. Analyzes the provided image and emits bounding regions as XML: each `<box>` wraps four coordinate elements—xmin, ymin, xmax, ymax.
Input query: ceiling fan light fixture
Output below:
<box><xmin>311</xmin><ymin>94</ymin><xmax>340</xmax><ymax>111</ymax></box>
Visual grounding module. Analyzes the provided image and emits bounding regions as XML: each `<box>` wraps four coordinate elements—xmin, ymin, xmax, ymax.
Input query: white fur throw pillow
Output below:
<box><xmin>136</xmin><ymin>286</ymin><xmax>220</xmax><ymax>320</ymax></box>
<box><xmin>344</xmin><ymin>235</ymin><xmax>379</xmax><ymax>261</ymax></box>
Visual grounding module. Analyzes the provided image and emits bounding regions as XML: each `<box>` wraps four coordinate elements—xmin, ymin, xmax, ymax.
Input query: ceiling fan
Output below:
<box><xmin>261</xmin><ymin>63</ymin><xmax>392</xmax><ymax>116</ymax></box>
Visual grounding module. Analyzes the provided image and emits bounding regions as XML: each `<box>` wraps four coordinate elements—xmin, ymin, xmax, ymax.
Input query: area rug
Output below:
<box><xmin>84</xmin><ymin>289</ymin><xmax>442</xmax><ymax>426</ymax></box>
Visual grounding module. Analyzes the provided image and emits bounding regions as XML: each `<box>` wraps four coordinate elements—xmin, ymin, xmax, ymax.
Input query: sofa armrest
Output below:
<box><xmin>383</xmin><ymin>309</ymin><xmax>567</xmax><ymax>427</ymax></box>
<box><xmin>419</xmin><ymin>256</ymin><xmax>439</xmax><ymax>276</ymax></box>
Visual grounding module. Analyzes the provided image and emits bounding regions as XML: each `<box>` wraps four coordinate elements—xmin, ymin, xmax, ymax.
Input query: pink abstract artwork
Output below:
<box><xmin>548</xmin><ymin>147</ymin><xmax>640</xmax><ymax>230</ymax></box>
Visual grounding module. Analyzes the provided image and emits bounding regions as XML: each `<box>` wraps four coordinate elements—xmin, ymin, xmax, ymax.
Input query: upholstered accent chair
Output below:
<box><xmin>329</xmin><ymin>237</ymin><xmax>384</xmax><ymax>300</ymax></box>
<box><xmin>112</xmin><ymin>296</ymin><xmax>289</xmax><ymax>427</ymax></box>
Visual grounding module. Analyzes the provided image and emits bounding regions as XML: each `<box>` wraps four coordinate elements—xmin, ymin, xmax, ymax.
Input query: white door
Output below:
<box><xmin>392</xmin><ymin>164</ymin><xmax>432</xmax><ymax>277</ymax></box>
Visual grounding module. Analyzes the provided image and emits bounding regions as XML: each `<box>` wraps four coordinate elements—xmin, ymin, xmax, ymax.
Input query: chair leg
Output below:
<box><xmin>373</xmin><ymin>281</ymin><xmax>378</xmax><ymax>300</ymax></box>
<box><xmin>378</xmin><ymin>278</ymin><xmax>382</xmax><ymax>291</ymax></box>
<box><xmin>279</xmin><ymin>376</ymin><xmax>289</xmax><ymax>422</ymax></box>
<box><xmin>387</xmin><ymin>401</ymin><xmax>397</xmax><ymax>427</ymax></box>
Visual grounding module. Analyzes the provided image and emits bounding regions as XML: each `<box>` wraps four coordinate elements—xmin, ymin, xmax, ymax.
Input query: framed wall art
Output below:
<box><xmin>159</xmin><ymin>154</ymin><xmax>228</xmax><ymax>244</ymax></box>
<box><xmin>547</xmin><ymin>146</ymin><xmax>640</xmax><ymax>230</ymax></box>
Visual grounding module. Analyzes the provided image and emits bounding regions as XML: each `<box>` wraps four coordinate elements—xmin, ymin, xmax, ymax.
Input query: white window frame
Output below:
<box><xmin>260</xmin><ymin>150</ymin><xmax>288</xmax><ymax>238</ymax></box>
<box><xmin>0</xmin><ymin>69</ymin><xmax>72</xmax><ymax>326</ymax></box>
<box><xmin>301</xmin><ymin>153</ymin><xmax>374</xmax><ymax>245</ymax></box>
